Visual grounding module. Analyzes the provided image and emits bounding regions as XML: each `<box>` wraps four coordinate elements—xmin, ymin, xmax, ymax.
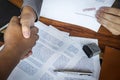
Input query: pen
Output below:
<box><xmin>0</xmin><ymin>23</ymin><xmax>8</xmax><ymax>31</ymax></box>
<box><xmin>54</xmin><ymin>70</ymin><xmax>93</xmax><ymax>76</ymax></box>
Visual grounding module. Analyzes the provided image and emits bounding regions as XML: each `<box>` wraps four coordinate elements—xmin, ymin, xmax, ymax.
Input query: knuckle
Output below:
<box><xmin>32</xmin><ymin>27</ymin><xmax>38</xmax><ymax>33</ymax></box>
<box><xmin>35</xmin><ymin>34</ymin><xmax>39</xmax><ymax>39</ymax></box>
<box><xmin>35</xmin><ymin>27</ymin><xmax>39</xmax><ymax>33</ymax></box>
<box><xmin>11</xmin><ymin>16</ymin><xmax>18</xmax><ymax>22</ymax></box>
<box><xmin>35</xmin><ymin>34</ymin><xmax>39</xmax><ymax>40</ymax></box>
<box><xmin>10</xmin><ymin>17</ymin><xmax>19</xmax><ymax>26</ymax></box>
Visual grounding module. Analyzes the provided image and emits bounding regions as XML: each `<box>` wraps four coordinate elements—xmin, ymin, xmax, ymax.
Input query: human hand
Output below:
<box><xmin>4</xmin><ymin>16</ymin><xmax>39</xmax><ymax>58</ymax></box>
<box><xmin>20</xmin><ymin>6</ymin><xmax>37</xmax><ymax>38</ymax></box>
<box><xmin>96</xmin><ymin>7</ymin><xmax>120</xmax><ymax>35</ymax></box>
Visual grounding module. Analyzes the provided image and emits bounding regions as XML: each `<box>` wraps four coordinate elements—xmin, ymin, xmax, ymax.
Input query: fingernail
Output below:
<box><xmin>23</xmin><ymin>31</ymin><xmax>30</xmax><ymax>38</ymax></box>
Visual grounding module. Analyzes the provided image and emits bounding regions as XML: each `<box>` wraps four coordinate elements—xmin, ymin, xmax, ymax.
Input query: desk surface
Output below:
<box><xmin>99</xmin><ymin>46</ymin><xmax>120</xmax><ymax>80</ymax></box>
<box><xmin>9</xmin><ymin>0</ymin><xmax>120</xmax><ymax>52</ymax></box>
<box><xmin>6</xmin><ymin>0</ymin><xmax>120</xmax><ymax>80</ymax></box>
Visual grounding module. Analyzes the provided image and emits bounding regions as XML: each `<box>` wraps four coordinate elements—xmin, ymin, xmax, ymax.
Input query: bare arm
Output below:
<box><xmin>0</xmin><ymin>47</ymin><xmax>21</xmax><ymax>80</ymax></box>
<box><xmin>0</xmin><ymin>16</ymin><xmax>38</xmax><ymax>80</ymax></box>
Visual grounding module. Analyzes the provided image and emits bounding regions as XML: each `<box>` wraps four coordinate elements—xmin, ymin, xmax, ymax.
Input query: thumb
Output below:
<box><xmin>20</xmin><ymin>14</ymin><xmax>35</xmax><ymax>38</ymax></box>
<box><xmin>21</xmin><ymin>22</ymin><xmax>31</xmax><ymax>38</ymax></box>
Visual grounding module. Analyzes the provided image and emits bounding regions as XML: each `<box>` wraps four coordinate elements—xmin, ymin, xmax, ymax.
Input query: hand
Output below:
<box><xmin>21</xmin><ymin>50</ymin><xmax>32</xmax><ymax>59</ymax></box>
<box><xmin>4</xmin><ymin>16</ymin><xmax>39</xmax><ymax>58</ymax></box>
<box><xmin>20</xmin><ymin>6</ymin><xmax>37</xmax><ymax>38</ymax></box>
<box><xmin>96</xmin><ymin>7</ymin><xmax>120</xmax><ymax>35</ymax></box>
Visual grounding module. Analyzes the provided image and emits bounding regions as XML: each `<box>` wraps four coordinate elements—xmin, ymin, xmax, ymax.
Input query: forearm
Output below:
<box><xmin>0</xmin><ymin>47</ymin><xmax>21</xmax><ymax>80</ymax></box>
<box><xmin>22</xmin><ymin>0</ymin><xmax>43</xmax><ymax>20</ymax></box>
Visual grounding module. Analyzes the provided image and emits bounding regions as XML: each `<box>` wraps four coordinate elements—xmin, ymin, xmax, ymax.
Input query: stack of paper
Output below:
<box><xmin>40</xmin><ymin>0</ymin><xmax>115</xmax><ymax>32</ymax></box>
<box><xmin>8</xmin><ymin>21</ymin><xmax>100</xmax><ymax>80</ymax></box>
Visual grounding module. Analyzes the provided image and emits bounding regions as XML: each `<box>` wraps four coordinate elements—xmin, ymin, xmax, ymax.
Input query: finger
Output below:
<box><xmin>21</xmin><ymin>24</ymin><xmax>31</xmax><ymax>38</ymax></box>
<box><xmin>21</xmin><ymin>50</ymin><xmax>33</xmax><ymax>59</ymax></box>
<box><xmin>20</xmin><ymin>18</ymin><xmax>31</xmax><ymax>38</ymax></box>
<box><xmin>97</xmin><ymin>17</ymin><xmax>120</xmax><ymax>32</ymax></box>
<box><xmin>31</xmin><ymin>34</ymin><xmax>39</xmax><ymax>41</ymax></box>
<box><xmin>20</xmin><ymin>14</ymin><xmax>35</xmax><ymax>38</ymax></box>
<box><xmin>97</xmin><ymin>17</ymin><xmax>120</xmax><ymax>35</ymax></box>
<box><xmin>99</xmin><ymin>7</ymin><xmax>120</xmax><ymax>17</ymax></box>
<box><xmin>111</xmin><ymin>29</ymin><xmax>120</xmax><ymax>35</ymax></box>
<box><xmin>26</xmin><ymin>50</ymin><xmax>33</xmax><ymax>56</ymax></box>
<box><xmin>9</xmin><ymin>16</ymin><xmax>20</xmax><ymax>26</ymax></box>
<box><xmin>31</xmin><ymin>27</ymin><xmax>39</xmax><ymax>34</ymax></box>
<box><xmin>20</xmin><ymin>13</ymin><xmax>35</xmax><ymax>26</ymax></box>
<box><xmin>104</xmin><ymin>26</ymin><xmax>120</xmax><ymax>35</ymax></box>
<box><xmin>35</xmin><ymin>34</ymin><xmax>39</xmax><ymax>40</ymax></box>
<box><xmin>96</xmin><ymin>10</ymin><xmax>120</xmax><ymax>25</ymax></box>
<box><xmin>28</xmin><ymin>27</ymin><xmax>39</xmax><ymax>46</ymax></box>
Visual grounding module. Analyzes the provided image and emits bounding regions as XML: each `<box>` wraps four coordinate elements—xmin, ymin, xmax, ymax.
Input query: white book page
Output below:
<box><xmin>40</xmin><ymin>0</ymin><xmax>115</xmax><ymax>32</ymax></box>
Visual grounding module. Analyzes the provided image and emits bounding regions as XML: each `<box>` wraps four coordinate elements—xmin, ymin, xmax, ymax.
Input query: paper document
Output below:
<box><xmin>7</xmin><ymin>21</ymin><xmax>100</xmax><ymax>80</ymax></box>
<box><xmin>40</xmin><ymin>0</ymin><xmax>115</xmax><ymax>32</ymax></box>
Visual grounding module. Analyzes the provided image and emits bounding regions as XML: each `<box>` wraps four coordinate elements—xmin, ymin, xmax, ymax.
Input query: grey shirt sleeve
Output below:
<box><xmin>22</xmin><ymin>0</ymin><xmax>43</xmax><ymax>21</ymax></box>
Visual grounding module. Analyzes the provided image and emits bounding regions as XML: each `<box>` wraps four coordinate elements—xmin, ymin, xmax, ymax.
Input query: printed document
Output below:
<box><xmin>40</xmin><ymin>0</ymin><xmax>115</xmax><ymax>32</ymax></box>
<box><xmin>7</xmin><ymin>21</ymin><xmax>100</xmax><ymax>80</ymax></box>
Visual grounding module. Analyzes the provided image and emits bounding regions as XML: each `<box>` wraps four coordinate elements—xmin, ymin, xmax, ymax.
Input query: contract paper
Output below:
<box><xmin>40</xmin><ymin>0</ymin><xmax>115</xmax><ymax>32</ymax></box>
<box><xmin>7</xmin><ymin>21</ymin><xmax>100</xmax><ymax>80</ymax></box>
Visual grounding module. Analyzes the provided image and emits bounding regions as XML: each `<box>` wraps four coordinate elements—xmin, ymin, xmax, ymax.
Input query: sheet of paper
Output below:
<box><xmin>40</xmin><ymin>0</ymin><xmax>115</xmax><ymax>32</ymax></box>
<box><xmin>70</xmin><ymin>37</ymin><xmax>98</xmax><ymax>46</ymax></box>
<box><xmin>7</xmin><ymin>21</ymin><xmax>100</xmax><ymax>80</ymax></box>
